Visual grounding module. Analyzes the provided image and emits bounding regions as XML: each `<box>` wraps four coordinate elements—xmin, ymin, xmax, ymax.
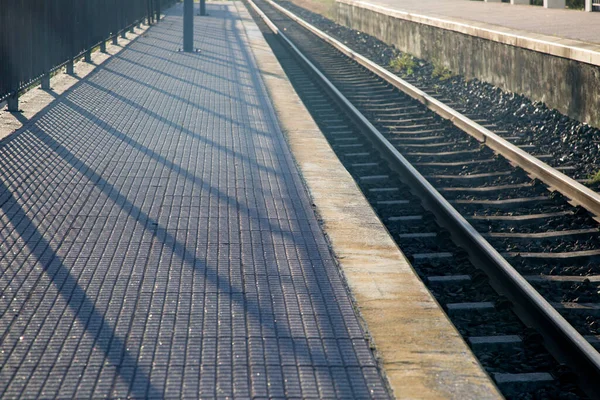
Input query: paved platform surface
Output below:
<box><xmin>350</xmin><ymin>0</ymin><xmax>600</xmax><ymax>45</ymax></box>
<box><xmin>0</xmin><ymin>2</ymin><xmax>390</xmax><ymax>398</ymax></box>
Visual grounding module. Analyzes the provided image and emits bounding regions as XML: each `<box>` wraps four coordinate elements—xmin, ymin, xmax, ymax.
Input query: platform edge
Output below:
<box><xmin>336</xmin><ymin>0</ymin><xmax>600</xmax><ymax>67</ymax></box>
<box><xmin>233</xmin><ymin>1</ymin><xmax>504</xmax><ymax>398</ymax></box>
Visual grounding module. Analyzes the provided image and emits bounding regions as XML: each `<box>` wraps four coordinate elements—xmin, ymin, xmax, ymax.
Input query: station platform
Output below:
<box><xmin>338</xmin><ymin>0</ymin><xmax>600</xmax><ymax>47</ymax></box>
<box><xmin>336</xmin><ymin>0</ymin><xmax>600</xmax><ymax>65</ymax></box>
<box><xmin>335</xmin><ymin>0</ymin><xmax>600</xmax><ymax>128</ymax></box>
<box><xmin>0</xmin><ymin>1</ymin><xmax>499</xmax><ymax>398</ymax></box>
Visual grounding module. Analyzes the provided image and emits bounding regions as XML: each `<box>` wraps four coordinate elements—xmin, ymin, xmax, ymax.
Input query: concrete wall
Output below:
<box><xmin>335</xmin><ymin>1</ymin><xmax>600</xmax><ymax>127</ymax></box>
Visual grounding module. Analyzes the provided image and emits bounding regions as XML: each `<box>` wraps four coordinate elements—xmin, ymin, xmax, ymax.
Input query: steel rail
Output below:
<box><xmin>244</xmin><ymin>0</ymin><xmax>600</xmax><ymax>396</ymax></box>
<box><xmin>262</xmin><ymin>0</ymin><xmax>600</xmax><ymax>221</ymax></box>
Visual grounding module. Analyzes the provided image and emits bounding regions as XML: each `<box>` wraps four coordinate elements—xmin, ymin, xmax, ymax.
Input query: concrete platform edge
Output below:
<box><xmin>335</xmin><ymin>0</ymin><xmax>600</xmax><ymax>128</ymax></box>
<box><xmin>234</xmin><ymin>1</ymin><xmax>503</xmax><ymax>398</ymax></box>
<box><xmin>336</xmin><ymin>0</ymin><xmax>600</xmax><ymax>67</ymax></box>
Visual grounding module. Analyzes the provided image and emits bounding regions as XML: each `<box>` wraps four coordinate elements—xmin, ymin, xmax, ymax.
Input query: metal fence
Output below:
<box><xmin>0</xmin><ymin>0</ymin><xmax>173</xmax><ymax>107</ymax></box>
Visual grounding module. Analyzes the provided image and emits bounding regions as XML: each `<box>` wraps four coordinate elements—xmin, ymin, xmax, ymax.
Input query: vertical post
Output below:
<box><xmin>148</xmin><ymin>0</ymin><xmax>154</xmax><ymax>24</ymax></box>
<box><xmin>84</xmin><ymin>49</ymin><xmax>92</xmax><ymax>63</ymax></box>
<box><xmin>7</xmin><ymin>94</ymin><xmax>19</xmax><ymax>112</ymax></box>
<box><xmin>41</xmin><ymin>0</ymin><xmax>51</xmax><ymax>90</ymax></box>
<box><xmin>41</xmin><ymin>74</ymin><xmax>51</xmax><ymax>90</ymax></box>
<box><xmin>183</xmin><ymin>0</ymin><xmax>193</xmax><ymax>52</ymax></box>
<box><xmin>200</xmin><ymin>0</ymin><xmax>206</xmax><ymax>16</ymax></box>
<box><xmin>100</xmin><ymin>41</ymin><xmax>107</xmax><ymax>53</ymax></box>
<box><xmin>66</xmin><ymin>59</ymin><xmax>74</xmax><ymax>75</ymax></box>
<box><xmin>156</xmin><ymin>0</ymin><xmax>161</xmax><ymax>21</ymax></box>
<box><xmin>585</xmin><ymin>0</ymin><xmax>592</xmax><ymax>11</ymax></box>
<box><xmin>68</xmin><ymin>0</ymin><xmax>76</xmax><ymax>76</ymax></box>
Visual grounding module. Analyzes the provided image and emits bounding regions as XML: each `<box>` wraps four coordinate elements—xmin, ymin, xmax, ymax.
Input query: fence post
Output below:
<box><xmin>148</xmin><ymin>0</ymin><xmax>154</xmax><ymax>24</ymax></box>
<box><xmin>200</xmin><ymin>0</ymin><xmax>206</xmax><ymax>16</ymax></box>
<box><xmin>68</xmin><ymin>0</ymin><xmax>76</xmax><ymax>76</ymax></box>
<box><xmin>585</xmin><ymin>0</ymin><xmax>592</xmax><ymax>11</ymax></box>
<box><xmin>41</xmin><ymin>0</ymin><xmax>51</xmax><ymax>90</ymax></box>
<box><xmin>66</xmin><ymin>59</ymin><xmax>74</xmax><ymax>75</ymax></box>
<box><xmin>41</xmin><ymin>74</ymin><xmax>50</xmax><ymax>90</ymax></box>
<box><xmin>7</xmin><ymin>94</ymin><xmax>19</xmax><ymax>112</ymax></box>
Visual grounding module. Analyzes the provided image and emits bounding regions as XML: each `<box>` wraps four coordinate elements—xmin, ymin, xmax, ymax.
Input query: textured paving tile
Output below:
<box><xmin>0</xmin><ymin>3</ymin><xmax>389</xmax><ymax>398</ymax></box>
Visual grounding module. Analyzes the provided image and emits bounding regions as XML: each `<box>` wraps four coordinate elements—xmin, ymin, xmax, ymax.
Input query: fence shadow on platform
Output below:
<box><xmin>0</xmin><ymin>3</ymin><xmax>375</xmax><ymax>397</ymax></box>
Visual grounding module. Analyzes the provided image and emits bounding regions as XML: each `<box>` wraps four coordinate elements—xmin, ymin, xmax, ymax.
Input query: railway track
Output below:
<box><xmin>244</xmin><ymin>0</ymin><xmax>600</xmax><ymax>398</ymax></box>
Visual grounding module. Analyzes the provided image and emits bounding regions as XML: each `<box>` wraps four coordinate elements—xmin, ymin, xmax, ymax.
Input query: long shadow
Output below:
<box><xmin>83</xmin><ymin>76</ymin><xmax>274</xmax><ymax>136</ymax></box>
<box><xmin>58</xmin><ymin>96</ymin><xmax>283</xmax><ymax>205</ymax></box>
<box><xmin>61</xmin><ymin>92</ymin><xmax>277</xmax><ymax>174</ymax></box>
<box><xmin>0</xmin><ymin>177</ymin><xmax>163</xmax><ymax>399</ymax></box>
<box><xmin>2</xmin><ymin>112</ymin><xmax>355</xmax><ymax>397</ymax></box>
<box><xmin>103</xmin><ymin>52</ymin><xmax>255</xmax><ymax>103</ymax></box>
<box><xmin>0</xmin><ymin>3</ymin><xmax>383</xmax><ymax>397</ymax></box>
<box><xmin>127</xmin><ymin>42</ymin><xmax>256</xmax><ymax>80</ymax></box>
<box><xmin>224</xmin><ymin>5</ymin><xmax>383</xmax><ymax>394</ymax></box>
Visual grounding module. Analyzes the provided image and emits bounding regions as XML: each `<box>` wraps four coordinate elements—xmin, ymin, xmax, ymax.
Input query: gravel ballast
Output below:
<box><xmin>275</xmin><ymin>0</ymin><xmax>600</xmax><ymax>189</ymax></box>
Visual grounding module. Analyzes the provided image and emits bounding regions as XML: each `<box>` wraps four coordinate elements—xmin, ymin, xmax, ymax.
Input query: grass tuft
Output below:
<box><xmin>389</xmin><ymin>53</ymin><xmax>416</xmax><ymax>76</ymax></box>
<box><xmin>432</xmin><ymin>61</ymin><xmax>453</xmax><ymax>81</ymax></box>
<box><xmin>588</xmin><ymin>170</ymin><xmax>600</xmax><ymax>184</ymax></box>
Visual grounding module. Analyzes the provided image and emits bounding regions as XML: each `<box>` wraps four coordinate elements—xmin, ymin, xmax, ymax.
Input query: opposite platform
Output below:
<box><xmin>337</xmin><ymin>0</ymin><xmax>600</xmax><ymax>47</ymax></box>
<box><xmin>335</xmin><ymin>0</ymin><xmax>600</xmax><ymax>127</ymax></box>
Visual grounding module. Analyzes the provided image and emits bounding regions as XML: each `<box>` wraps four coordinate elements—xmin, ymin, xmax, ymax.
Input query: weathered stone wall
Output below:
<box><xmin>335</xmin><ymin>1</ymin><xmax>600</xmax><ymax>127</ymax></box>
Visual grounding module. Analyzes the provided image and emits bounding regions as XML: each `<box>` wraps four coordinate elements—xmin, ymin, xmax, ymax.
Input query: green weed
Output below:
<box><xmin>432</xmin><ymin>61</ymin><xmax>453</xmax><ymax>81</ymax></box>
<box><xmin>389</xmin><ymin>53</ymin><xmax>416</xmax><ymax>76</ymax></box>
<box><xmin>588</xmin><ymin>170</ymin><xmax>600</xmax><ymax>184</ymax></box>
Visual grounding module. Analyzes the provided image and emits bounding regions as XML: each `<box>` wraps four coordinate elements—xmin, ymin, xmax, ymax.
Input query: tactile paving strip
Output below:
<box><xmin>0</xmin><ymin>3</ymin><xmax>390</xmax><ymax>398</ymax></box>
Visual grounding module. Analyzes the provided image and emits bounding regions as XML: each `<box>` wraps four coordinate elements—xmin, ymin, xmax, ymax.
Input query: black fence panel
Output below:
<box><xmin>0</xmin><ymin>0</ymin><xmax>173</xmax><ymax>102</ymax></box>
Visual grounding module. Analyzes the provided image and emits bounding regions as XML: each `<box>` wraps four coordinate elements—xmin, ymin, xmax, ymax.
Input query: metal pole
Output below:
<box><xmin>7</xmin><ymin>94</ymin><xmax>19</xmax><ymax>112</ymax></box>
<box><xmin>200</xmin><ymin>0</ymin><xmax>206</xmax><ymax>16</ymax></box>
<box><xmin>67</xmin><ymin>0</ymin><xmax>76</xmax><ymax>75</ymax></box>
<box><xmin>41</xmin><ymin>0</ymin><xmax>51</xmax><ymax>90</ymax></box>
<box><xmin>183</xmin><ymin>0</ymin><xmax>193</xmax><ymax>52</ymax></box>
<box><xmin>585</xmin><ymin>0</ymin><xmax>592</xmax><ymax>11</ymax></box>
<box><xmin>148</xmin><ymin>0</ymin><xmax>154</xmax><ymax>24</ymax></box>
<box><xmin>66</xmin><ymin>60</ymin><xmax>74</xmax><ymax>75</ymax></box>
<box><xmin>41</xmin><ymin>74</ymin><xmax>51</xmax><ymax>90</ymax></box>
